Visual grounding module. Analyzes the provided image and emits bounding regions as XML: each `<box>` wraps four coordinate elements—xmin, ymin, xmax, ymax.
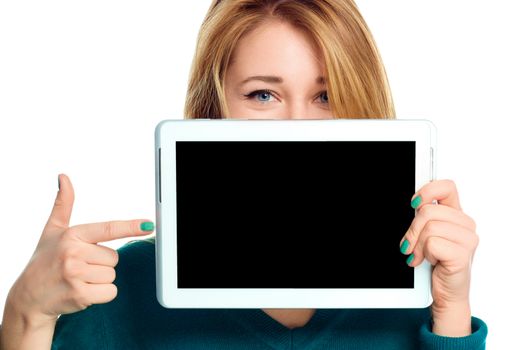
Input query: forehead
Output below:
<box><xmin>228</xmin><ymin>20</ymin><xmax>325</xmax><ymax>78</ymax></box>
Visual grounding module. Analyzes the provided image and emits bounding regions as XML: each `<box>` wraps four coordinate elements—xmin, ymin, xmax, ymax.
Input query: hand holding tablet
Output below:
<box><xmin>154</xmin><ymin>119</ymin><xmax>436</xmax><ymax>308</ymax></box>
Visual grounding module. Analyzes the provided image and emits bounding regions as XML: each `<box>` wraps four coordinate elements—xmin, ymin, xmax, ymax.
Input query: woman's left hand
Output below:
<box><xmin>399</xmin><ymin>179</ymin><xmax>479</xmax><ymax>337</ymax></box>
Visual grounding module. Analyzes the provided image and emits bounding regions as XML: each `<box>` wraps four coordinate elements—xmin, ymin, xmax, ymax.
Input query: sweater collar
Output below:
<box><xmin>222</xmin><ymin>308</ymin><xmax>342</xmax><ymax>349</ymax></box>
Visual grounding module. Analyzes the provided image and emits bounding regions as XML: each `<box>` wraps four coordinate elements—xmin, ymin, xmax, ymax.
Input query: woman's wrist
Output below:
<box><xmin>5</xmin><ymin>283</ymin><xmax>57</xmax><ymax>331</ymax></box>
<box><xmin>430</xmin><ymin>300</ymin><xmax>472</xmax><ymax>337</ymax></box>
<box><xmin>1</xmin><ymin>287</ymin><xmax>57</xmax><ymax>350</ymax></box>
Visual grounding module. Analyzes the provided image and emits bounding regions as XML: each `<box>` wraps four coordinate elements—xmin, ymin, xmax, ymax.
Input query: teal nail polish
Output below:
<box><xmin>406</xmin><ymin>254</ymin><xmax>415</xmax><ymax>266</ymax></box>
<box><xmin>400</xmin><ymin>239</ymin><xmax>409</xmax><ymax>254</ymax></box>
<box><xmin>58</xmin><ymin>175</ymin><xmax>60</xmax><ymax>190</ymax></box>
<box><xmin>140</xmin><ymin>222</ymin><xmax>154</xmax><ymax>231</ymax></box>
<box><xmin>411</xmin><ymin>195</ymin><xmax>422</xmax><ymax>209</ymax></box>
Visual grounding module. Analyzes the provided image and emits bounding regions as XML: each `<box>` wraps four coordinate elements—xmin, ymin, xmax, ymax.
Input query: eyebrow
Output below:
<box><xmin>240</xmin><ymin>75</ymin><xmax>326</xmax><ymax>85</ymax></box>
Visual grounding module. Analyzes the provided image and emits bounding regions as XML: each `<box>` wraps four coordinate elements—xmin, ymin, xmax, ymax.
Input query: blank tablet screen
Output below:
<box><xmin>175</xmin><ymin>141</ymin><xmax>415</xmax><ymax>289</ymax></box>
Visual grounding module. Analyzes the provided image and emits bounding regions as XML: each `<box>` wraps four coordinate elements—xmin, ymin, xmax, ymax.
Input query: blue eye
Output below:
<box><xmin>244</xmin><ymin>89</ymin><xmax>275</xmax><ymax>103</ymax></box>
<box><xmin>318</xmin><ymin>91</ymin><xmax>328</xmax><ymax>103</ymax></box>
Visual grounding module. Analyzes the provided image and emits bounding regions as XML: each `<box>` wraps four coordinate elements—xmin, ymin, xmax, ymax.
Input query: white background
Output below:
<box><xmin>0</xmin><ymin>0</ymin><xmax>510</xmax><ymax>347</ymax></box>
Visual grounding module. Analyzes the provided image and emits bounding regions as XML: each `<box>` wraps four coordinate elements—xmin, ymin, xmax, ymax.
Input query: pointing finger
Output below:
<box><xmin>69</xmin><ymin>219</ymin><xmax>154</xmax><ymax>243</ymax></box>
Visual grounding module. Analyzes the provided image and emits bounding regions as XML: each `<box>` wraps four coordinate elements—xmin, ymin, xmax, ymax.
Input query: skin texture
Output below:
<box><xmin>224</xmin><ymin>19</ymin><xmax>479</xmax><ymax>334</ymax></box>
<box><xmin>224</xmin><ymin>20</ymin><xmax>333</xmax><ymax>120</ymax></box>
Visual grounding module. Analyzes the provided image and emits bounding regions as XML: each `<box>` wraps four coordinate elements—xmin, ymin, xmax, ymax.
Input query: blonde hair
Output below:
<box><xmin>184</xmin><ymin>0</ymin><xmax>395</xmax><ymax>119</ymax></box>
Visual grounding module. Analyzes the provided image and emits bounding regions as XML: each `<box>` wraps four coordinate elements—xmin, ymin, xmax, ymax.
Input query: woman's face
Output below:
<box><xmin>224</xmin><ymin>20</ymin><xmax>334</xmax><ymax>119</ymax></box>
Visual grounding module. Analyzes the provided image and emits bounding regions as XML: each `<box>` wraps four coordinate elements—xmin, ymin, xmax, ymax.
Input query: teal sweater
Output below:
<box><xmin>51</xmin><ymin>240</ymin><xmax>487</xmax><ymax>349</ymax></box>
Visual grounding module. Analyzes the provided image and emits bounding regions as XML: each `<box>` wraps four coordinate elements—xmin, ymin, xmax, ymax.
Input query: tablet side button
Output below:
<box><xmin>158</xmin><ymin>147</ymin><xmax>162</xmax><ymax>203</ymax></box>
<box><xmin>430</xmin><ymin>147</ymin><xmax>434</xmax><ymax>181</ymax></box>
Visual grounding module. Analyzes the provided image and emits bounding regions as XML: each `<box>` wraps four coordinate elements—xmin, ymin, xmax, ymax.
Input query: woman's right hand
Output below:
<box><xmin>1</xmin><ymin>174</ymin><xmax>154</xmax><ymax>349</ymax></box>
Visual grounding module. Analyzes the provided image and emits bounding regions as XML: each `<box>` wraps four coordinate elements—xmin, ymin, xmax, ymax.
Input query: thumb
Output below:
<box><xmin>45</xmin><ymin>173</ymin><xmax>75</xmax><ymax>231</ymax></box>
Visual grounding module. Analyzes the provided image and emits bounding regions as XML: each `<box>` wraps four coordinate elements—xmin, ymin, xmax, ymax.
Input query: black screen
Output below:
<box><xmin>175</xmin><ymin>141</ymin><xmax>415</xmax><ymax>288</ymax></box>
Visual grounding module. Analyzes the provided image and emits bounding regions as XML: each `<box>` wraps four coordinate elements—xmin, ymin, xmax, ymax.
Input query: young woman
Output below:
<box><xmin>1</xmin><ymin>1</ymin><xmax>487</xmax><ymax>349</ymax></box>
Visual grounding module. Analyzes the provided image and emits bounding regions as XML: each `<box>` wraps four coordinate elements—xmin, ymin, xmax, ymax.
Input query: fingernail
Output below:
<box><xmin>406</xmin><ymin>254</ymin><xmax>415</xmax><ymax>266</ymax></box>
<box><xmin>58</xmin><ymin>175</ymin><xmax>60</xmax><ymax>191</ymax></box>
<box><xmin>400</xmin><ymin>239</ymin><xmax>410</xmax><ymax>254</ymax></box>
<box><xmin>411</xmin><ymin>195</ymin><xmax>422</xmax><ymax>209</ymax></box>
<box><xmin>140</xmin><ymin>222</ymin><xmax>154</xmax><ymax>231</ymax></box>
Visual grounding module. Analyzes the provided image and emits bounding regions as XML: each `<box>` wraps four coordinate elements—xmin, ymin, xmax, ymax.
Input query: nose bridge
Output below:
<box><xmin>286</xmin><ymin>99</ymin><xmax>310</xmax><ymax>119</ymax></box>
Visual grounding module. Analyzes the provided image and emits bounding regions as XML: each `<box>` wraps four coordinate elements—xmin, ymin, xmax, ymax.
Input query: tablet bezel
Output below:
<box><xmin>155</xmin><ymin>119</ymin><xmax>436</xmax><ymax>309</ymax></box>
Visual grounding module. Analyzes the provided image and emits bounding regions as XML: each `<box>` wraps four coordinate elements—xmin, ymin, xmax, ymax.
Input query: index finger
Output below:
<box><xmin>69</xmin><ymin>219</ymin><xmax>154</xmax><ymax>243</ymax></box>
<box><xmin>411</xmin><ymin>179</ymin><xmax>462</xmax><ymax>211</ymax></box>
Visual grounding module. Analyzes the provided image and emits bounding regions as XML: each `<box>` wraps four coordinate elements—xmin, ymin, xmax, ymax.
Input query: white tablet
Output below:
<box><xmin>154</xmin><ymin>119</ymin><xmax>436</xmax><ymax>309</ymax></box>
